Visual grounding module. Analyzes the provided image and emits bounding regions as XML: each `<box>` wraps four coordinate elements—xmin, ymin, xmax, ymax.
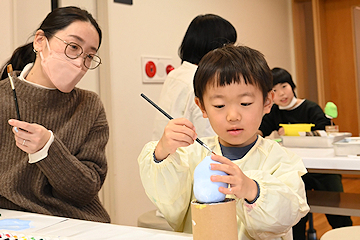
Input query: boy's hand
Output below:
<box><xmin>155</xmin><ymin>118</ymin><xmax>197</xmax><ymax>161</ymax></box>
<box><xmin>209</xmin><ymin>154</ymin><xmax>258</xmax><ymax>202</ymax></box>
<box><xmin>8</xmin><ymin>119</ymin><xmax>51</xmax><ymax>154</ymax></box>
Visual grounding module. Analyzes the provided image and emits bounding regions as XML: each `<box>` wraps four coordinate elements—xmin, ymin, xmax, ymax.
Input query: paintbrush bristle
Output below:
<box><xmin>7</xmin><ymin>64</ymin><xmax>15</xmax><ymax>89</ymax></box>
<box><xmin>7</xmin><ymin>64</ymin><xmax>13</xmax><ymax>74</ymax></box>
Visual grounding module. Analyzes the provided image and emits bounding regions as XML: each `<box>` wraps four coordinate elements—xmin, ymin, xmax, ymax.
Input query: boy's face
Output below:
<box><xmin>272</xmin><ymin>82</ymin><xmax>294</xmax><ymax>107</ymax></box>
<box><xmin>195</xmin><ymin>79</ymin><xmax>273</xmax><ymax>147</ymax></box>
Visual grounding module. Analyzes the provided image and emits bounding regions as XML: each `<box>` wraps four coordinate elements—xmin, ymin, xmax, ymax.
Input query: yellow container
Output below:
<box><xmin>279</xmin><ymin>123</ymin><xmax>315</xmax><ymax>136</ymax></box>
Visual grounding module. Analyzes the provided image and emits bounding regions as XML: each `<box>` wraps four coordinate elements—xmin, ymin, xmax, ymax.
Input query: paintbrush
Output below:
<box><xmin>7</xmin><ymin>64</ymin><xmax>21</xmax><ymax>120</ymax></box>
<box><xmin>141</xmin><ymin>93</ymin><xmax>216</xmax><ymax>155</ymax></box>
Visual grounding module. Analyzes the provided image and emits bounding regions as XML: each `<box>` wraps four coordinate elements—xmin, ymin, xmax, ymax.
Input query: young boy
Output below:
<box><xmin>138</xmin><ymin>45</ymin><xmax>309</xmax><ymax>240</ymax></box>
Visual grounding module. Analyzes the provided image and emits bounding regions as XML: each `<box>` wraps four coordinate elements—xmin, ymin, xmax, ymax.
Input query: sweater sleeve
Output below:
<box><xmin>35</xmin><ymin>103</ymin><xmax>109</xmax><ymax>207</ymax></box>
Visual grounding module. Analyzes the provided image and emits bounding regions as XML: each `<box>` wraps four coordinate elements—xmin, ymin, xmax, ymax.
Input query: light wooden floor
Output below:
<box><xmin>308</xmin><ymin>175</ymin><xmax>360</xmax><ymax>239</ymax></box>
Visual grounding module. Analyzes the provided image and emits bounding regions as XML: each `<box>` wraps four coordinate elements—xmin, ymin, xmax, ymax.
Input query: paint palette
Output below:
<box><xmin>0</xmin><ymin>231</ymin><xmax>70</xmax><ymax>240</ymax></box>
<box><xmin>0</xmin><ymin>210</ymin><xmax>69</xmax><ymax>239</ymax></box>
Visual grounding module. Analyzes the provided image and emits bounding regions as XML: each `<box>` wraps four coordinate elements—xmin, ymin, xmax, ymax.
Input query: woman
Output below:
<box><xmin>0</xmin><ymin>6</ymin><xmax>110</xmax><ymax>223</ymax></box>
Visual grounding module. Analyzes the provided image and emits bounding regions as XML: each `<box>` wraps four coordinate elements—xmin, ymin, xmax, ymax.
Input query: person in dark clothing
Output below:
<box><xmin>259</xmin><ymin>67</ymin><xmax>352</xmax><ymax>240</ymax></box>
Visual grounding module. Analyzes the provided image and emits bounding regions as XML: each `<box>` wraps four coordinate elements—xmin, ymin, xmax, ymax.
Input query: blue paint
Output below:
<box><xmin>193</xmin><ymin>156</ymin><xmax>228</xmax><ymax>203</ymax></box>
<box><xmin>0</xmin><ymin>219</ymin><xmax>31</xmax><ymax>231</ymax></box>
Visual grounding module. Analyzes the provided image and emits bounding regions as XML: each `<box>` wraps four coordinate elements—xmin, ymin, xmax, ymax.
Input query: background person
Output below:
<box><xmin>152</xmin><ymin>13</ymin><xmax>237</xmax><ymax>140</ymax></box>
<box><xmin>258</xmin><ymin>67</ymin><xmax>352</xmax><ymax>240</ymax></box>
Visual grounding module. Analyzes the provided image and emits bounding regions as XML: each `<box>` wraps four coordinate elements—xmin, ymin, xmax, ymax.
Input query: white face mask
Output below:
<box><xmin>279</xmin><ymin>96</ymin><xmax>297</xmax><ymax>110</ymax></box>
<box><xmin>40</xmin><ymin>38</ymin><xmax>86</xmax><ymax>93</ymax></box>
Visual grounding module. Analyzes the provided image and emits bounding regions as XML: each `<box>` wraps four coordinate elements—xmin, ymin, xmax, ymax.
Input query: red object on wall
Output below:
<box><xmin>145</xmin><ymin>61</ymin><xmax>156</xmax><ymax>78</ymax></box>
<box><xmin>166</xmin><ymin>65</ymin><xmax>175</xmax><ymax>74</ymax></box>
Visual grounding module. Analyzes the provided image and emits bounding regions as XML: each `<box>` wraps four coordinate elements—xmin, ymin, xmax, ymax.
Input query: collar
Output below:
<box><xmin>19</xmin><ymin>63</ymin><xmax>56</xmax><ymax>90</ymax></box>
<box><xmin>279</xmin><ymin>96</ymin><xmax>297</xmax><ymax>110</ymax></box>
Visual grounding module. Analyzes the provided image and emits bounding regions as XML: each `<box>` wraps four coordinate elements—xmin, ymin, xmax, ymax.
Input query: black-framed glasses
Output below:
<box><xmin>52</xmin><ymin>35</ymin><xmax>101</xmax><ymax>70</ymax></box>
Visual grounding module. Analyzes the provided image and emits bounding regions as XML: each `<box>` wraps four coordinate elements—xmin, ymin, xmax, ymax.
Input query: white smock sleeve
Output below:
<box><xmin>137</xmin><ymin>141</ymin><xmax>194</xmax><ymax>231</ymax></box>
<box><xmin>234</xmin><ymin>141</ymin><xmax>309</xmax><ymax>239</ymax></box>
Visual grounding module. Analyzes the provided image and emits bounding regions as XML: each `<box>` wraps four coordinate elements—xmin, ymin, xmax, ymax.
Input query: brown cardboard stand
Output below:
<box><xmin>191</xmin><ymin>198</ymin><xmax>237</xmax><ymax>240</ymax></box>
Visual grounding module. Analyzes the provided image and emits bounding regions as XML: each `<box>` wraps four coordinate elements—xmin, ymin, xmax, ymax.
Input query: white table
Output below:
<box><xmin>287</xmin><ymin>147</ymin><xmax>360</xmax><ymax>216</ymax></box>
<box><xmin>287</xmin><ymin>147</ymin><xmax>360</xmax><ymax>174</ymax></box>
<box><xmin>0</xmin><ymin>208</ymin><xmax>193</xmax><ymax>240</ymax></box>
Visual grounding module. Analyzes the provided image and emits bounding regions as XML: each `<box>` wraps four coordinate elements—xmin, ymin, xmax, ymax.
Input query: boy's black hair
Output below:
<box><xmin>271</xmin><ymin>67</ymin><xmax>297</xmax><ymax>97</ymax></box>
<box><xmin>193</xmin><ymin>45</ymin><xmax>273</xmax><ymax>106</ymax></box>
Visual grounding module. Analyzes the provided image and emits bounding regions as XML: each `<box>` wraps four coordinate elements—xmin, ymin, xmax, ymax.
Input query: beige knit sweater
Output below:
<box><xmin>0</xmin><ymin>74</ymin><xmax>110</xmax><ymax>223</ymax></box>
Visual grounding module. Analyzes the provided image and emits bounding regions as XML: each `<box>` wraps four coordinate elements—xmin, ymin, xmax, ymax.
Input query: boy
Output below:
<box><xmin>138</xmin><ymin>45</ymin><xmax>309</xmax><ymax>240</ymax></box>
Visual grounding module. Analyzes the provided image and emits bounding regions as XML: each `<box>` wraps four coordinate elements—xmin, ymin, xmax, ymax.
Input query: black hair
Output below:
<box><xmin>194</xmin><ymin>45</ymin><xmax>272</xmax><ymax>106</ymax></box>
<box><xmin>1</xmin><ymin>6</ymin><xmax>102</xmax><ymax>80</ymax></box>
<box><xmin>271</xmin><ymin>67</ymin><xmax>297</xmax><ymax>97</ymax></box>
<box><xmin>179</xmin><ymin>14</ymin><xmax>237</xmax><ymax>65</ymax></box>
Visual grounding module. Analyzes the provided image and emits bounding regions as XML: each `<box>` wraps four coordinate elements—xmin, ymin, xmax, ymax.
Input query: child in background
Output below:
<box><xmin>258</xmin><ymin>67</ymin><xmax>330</xmax><ymax>137</ymax></box>
<box><xmin>258</xmin><ymin>67</ymin><xmax>352</xmax><ymax>240</ymax></box>
<box><xmin>138</xmin><ymin>45</ymin><xmax>309</xmax><ymax>240</ymax></box>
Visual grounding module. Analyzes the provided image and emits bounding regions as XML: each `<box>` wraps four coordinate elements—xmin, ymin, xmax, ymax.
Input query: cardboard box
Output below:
<box><xmin>191</xmin><ymin>198</ymin><xmax>237</xmax><ymax>240</ymax></box>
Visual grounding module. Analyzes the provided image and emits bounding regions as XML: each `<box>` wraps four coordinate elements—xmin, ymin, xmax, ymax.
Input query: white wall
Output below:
<box><xmin>0</xmin><ymin>1</ymin><xmax>50</xmax><ymax>72</ymax></box>
<box><xmin>0</xmin><ymin>1</ymin><xmax>13</xmax><ymax>66</ymax></box>
<box><xmin>99</xmin><ymin>0</ymin><xmax>295</xmax><ymax>227</ymax></box>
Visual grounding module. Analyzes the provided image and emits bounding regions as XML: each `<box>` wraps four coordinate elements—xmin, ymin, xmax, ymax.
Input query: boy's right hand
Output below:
<box><xmin>155</xmin><ymin>118</ymin><xmax>197</xmax><ymax>161</ymax></box>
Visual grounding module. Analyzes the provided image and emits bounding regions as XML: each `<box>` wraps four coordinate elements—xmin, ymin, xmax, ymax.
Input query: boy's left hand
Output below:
<box><xmin>210</xmin><ymin>154</ymin><xmax>258</xmax><ymax>202</ymax></box>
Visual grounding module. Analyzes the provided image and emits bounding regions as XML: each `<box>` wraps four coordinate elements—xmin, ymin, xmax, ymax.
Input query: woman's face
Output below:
<box><xmin>272</xmin><ymin>82</ymin><xmax>295</xmax><ymax>107</ymax></box>
<box><xmin>33</xmin><ymin>20</ymin><xmax>100</xmax><ymax>91</ymax></box>
<box><xmin>45</xmin><ymin>20</ymin><xmax>100</xmax><ymax>71</ymax></box>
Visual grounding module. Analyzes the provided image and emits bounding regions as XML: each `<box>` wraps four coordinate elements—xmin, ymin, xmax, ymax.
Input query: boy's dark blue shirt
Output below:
<box><xmin>220</xmin><ymin>136</ymin><xmax>258</xmax><ymax>161</ymax></box>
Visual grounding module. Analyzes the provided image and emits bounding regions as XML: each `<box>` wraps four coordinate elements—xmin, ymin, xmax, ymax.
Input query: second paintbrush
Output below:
<box><xmin>7</xmin><ymin>64</ymin><xmax>21</xmax><ymax>120</ymax></box>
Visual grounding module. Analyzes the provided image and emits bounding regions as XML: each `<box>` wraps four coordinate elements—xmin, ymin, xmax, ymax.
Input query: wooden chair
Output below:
<box><xmin>320</xmin><ymin>226</ymin><xmax>360</xmax><ymax>240</ymax></box>
<box><xmin>137</xmin><ymin>209</ymin><xmax>173</xmax><ymax>231</ymax></box>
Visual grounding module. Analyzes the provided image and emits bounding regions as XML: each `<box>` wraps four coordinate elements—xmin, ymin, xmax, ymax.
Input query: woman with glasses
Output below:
<box><xmin>0</xmin><ymin>6</ymin><xmax>110</xmax><ymax>223</ymax></box>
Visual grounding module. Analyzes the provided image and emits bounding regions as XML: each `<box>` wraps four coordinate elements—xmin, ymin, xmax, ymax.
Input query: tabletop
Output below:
<box><xmin>0</xmin><ymin>208</ymin><xmax>193</xmax><ymax>240</ymax></box>
<box><xmin>287</xmin><ymin>147</ymin><xmax>360</xmax><ymax>174</ymax></box>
